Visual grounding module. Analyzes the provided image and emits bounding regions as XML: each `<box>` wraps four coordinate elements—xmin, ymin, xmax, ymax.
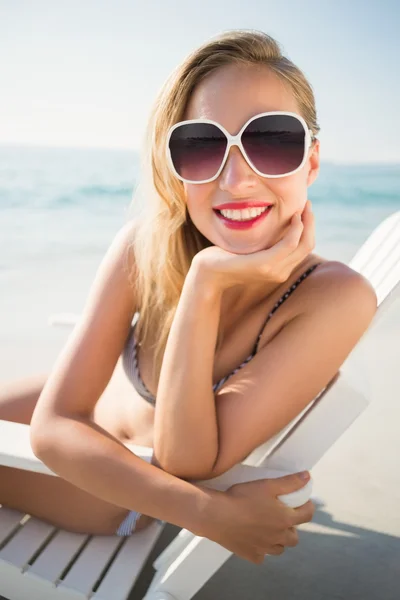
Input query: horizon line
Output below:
<box><xmin>0</xmin><ymin>142</ymin><xmax>399</xmax><ymax>167</ymax></box>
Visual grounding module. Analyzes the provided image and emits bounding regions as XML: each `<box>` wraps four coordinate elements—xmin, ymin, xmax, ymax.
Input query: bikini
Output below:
<box><xmin>115</xmin><ymin>261</ymin><xmax>322</xmax><ymax>536</ymax></box>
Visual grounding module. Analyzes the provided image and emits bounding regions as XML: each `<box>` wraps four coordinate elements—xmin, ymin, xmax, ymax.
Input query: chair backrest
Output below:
<box><xmin>242</xmin><ymin>211</ymin><xmax>400</xmax><ymax>469</ymax></box>
<box><xmin>350</xmin><ymin>210</ymin><xmax>400</xmax><ymax>310</ymax></box>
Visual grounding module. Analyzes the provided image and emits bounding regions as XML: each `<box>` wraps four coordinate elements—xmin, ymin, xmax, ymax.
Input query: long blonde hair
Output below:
<box><xmin>128</xmin><ymin>29</ymin><xmax>320</xmax><ymax>384</ymax></box>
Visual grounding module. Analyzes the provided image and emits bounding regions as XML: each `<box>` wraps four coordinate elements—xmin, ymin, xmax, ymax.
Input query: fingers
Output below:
<box><xmin>252</xmin><ymin>526</ymin><xmax>298</xmax><ymax>562</ymax></box>
<box><xmin>289</xmin><ymin>499</ymin><xmax>316</xmax><ymax>526</ymax></box>
<box><xmin>242</xmin><ymin>525</ymin><xmax>300</xmax><ymax>563</ymax></box>
<box><xmin>298</xmin><ymin>200</ymin><xmax>315</xmax><ymax>253</ymax></box>
<box><xmin>282</xmin><ymin>526</ymin><xmax>299</xmax><ymax>547</ymax></box>
<box><xmin>269</xmin><ymin>200</ymin><xmax>315</xmax><ymax>266</ymax></box>
<box><xmin>288</xmin><ymin>200</ymin><xmax>315</xmax><ymax>257</ymax></box>
<box><xmin>272</xmin><ymin>210</ymin><xmax>304</xmax><ymax>257</ymax></box>
<box><xmin>282</xmin><ymin>201</ymin><xmax>316</xmax><ymax>274</ymax></box>
<box><xmin>268</xmin><ymin>544</ymin><xmax>285</xmax><ymax>556</ymax></box>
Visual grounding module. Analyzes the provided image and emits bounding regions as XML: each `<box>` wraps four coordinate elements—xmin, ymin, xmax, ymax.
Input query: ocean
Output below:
<box><xmin>0</xmin><ymin>144</ymin><xmax>399</xmax><ymax>378</ymax></box>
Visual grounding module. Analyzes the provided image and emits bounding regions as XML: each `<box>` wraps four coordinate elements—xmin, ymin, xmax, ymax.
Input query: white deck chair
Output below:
<box><xmin>0</xmin><ymin>211</ymin><xmax>399</xmax><ymax>600</ymax></box>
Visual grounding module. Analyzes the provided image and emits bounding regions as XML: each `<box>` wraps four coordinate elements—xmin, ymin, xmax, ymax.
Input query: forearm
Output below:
<box><xmin>153</xmin><ymin>265</ymin><xmax>223</xmax><ymax>479</ymax></box>
<box><xmin>30</xmin><ymin>415</ymin><xmax>219</xmax><ymax>534</ymax></box>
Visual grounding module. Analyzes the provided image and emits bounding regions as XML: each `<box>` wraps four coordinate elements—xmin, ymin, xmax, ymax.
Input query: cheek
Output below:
<box><xmin>184</xmin><ymin>183</ymin><xmax>213</xmax><ymax>220</ymax></box>
<box><xmin>269</xmin><ymin>173</ymin><xmax>308</xmax><ymax>212</ymax></box>
<box><xmin>184</xmin><ymin>184</ymin><xmax>221</xmax><ymax>244</ymax></box>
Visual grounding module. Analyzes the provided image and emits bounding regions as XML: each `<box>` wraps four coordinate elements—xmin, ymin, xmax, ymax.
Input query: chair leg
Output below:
<box><xmin>143</xmin><ymin>535</ymin><xmax>232</xmax><ymax>600</ymax></box>
<box><xmin>153</xmin><ymin>529</ymin><xmax>195</xmax><ymax>572</ymax></box>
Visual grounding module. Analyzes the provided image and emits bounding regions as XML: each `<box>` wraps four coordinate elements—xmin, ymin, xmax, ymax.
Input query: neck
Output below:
<box><xmin>219</xmin><ymin>253</ymin><xmax>318</xmax><ymax>326</ymax></box>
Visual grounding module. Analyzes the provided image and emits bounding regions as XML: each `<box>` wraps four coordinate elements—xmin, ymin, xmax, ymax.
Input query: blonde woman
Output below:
<box><xmin>0</xmin><ymin>30</ymin><xmax>377</xmax><ymax>564</ymax></box>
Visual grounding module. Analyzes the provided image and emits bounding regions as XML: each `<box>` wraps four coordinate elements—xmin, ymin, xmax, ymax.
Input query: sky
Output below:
<box><xmin>0</xmin><ymin>0</ymin><xmax>399</xmax><ymax>163</ymax></box>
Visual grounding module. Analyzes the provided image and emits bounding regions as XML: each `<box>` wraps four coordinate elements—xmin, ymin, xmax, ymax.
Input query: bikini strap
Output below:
<box><xmin>252</xmin><ymin>262</ymin><xmax>322</xmax><ymax>355</ymax></box>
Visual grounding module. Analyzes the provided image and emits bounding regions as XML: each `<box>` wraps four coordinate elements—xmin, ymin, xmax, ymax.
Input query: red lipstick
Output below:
<box><xmin>213</xmin><ymin>201</ymin><xmax>273</xmax><ymax>210</ymax></box>
<box><xmin>214</xmin><ymin>205</ymin><xmax>273</xmax><ymax>230</ymax></box>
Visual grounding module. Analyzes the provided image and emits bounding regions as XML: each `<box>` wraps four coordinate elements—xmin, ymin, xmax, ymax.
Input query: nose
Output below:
<box><xmin>218</xmin><ymin>145</ymin><xmax>258</xmax><ymax>194</ymax></box>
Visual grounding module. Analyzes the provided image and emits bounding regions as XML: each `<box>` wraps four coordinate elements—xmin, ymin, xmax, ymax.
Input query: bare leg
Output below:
<box><xmin>0</xmin><ymin>465</ymin><xmax>131</xmax><ymax>535</ymax></box>
<box><xmin>0</xmin><ymin>374</ymin><xmax>132</xmax><ymax>535</ymax></box>
<box><xmin>0</xmin><ymin>373</ymin><xmax>47</xmax><ymax>424</ymax></box>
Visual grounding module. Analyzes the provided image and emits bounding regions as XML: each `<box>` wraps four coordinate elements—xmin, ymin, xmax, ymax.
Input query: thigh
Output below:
<box><xmin>0</xmin><ymin>363</ymin><xmax>144</xmax><ymax>534</ymax></box>
<box><xmin>0</xmin><ymin>373</ymin><xmax>47</xmax><ymax>425</ymax></box>
<box><xmin>0</xmin><ymin>464</ymin><xmax>130</xmax><ymax>535</ymax></box>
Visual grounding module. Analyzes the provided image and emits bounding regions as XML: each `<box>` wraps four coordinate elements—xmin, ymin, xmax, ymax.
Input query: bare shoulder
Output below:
<box><xmin>300</xmin><ymin>257</ymin><xmax>378</xmax><ymax>328</ymax></box>
<box><xmin>308</xmin><ymin>258</ymin><xmax>377</xmax><ymax>302</ymax></box>
<box><xmin>81</xmin><ymin>218</ymin><xmax>140</xmax><ymax>317</ymax></box>
<box><xmin>106</xmin><ymin>219</ymin><xmax>139</xmax><ymax>275</ymax></box>
<box><xmin>31</xmin><ymin>219</ymin><xmax>141</xmax><ymax>425</ymax></box>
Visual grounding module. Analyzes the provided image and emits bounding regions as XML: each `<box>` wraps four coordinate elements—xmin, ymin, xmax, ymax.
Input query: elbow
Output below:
<box><xmin>30</xmin><ymin>410</ymin><xmax>65</xmax><ymax>461</ymax></box>
<box><xmin>153</xmin><ymin>451</ymin><xmax>217</xmax><ymax>481</ymax></box>
<box><xmin>168</xmin><ymin>456</ymin><xmax>222</xmax><ymax>482</ymax></box>
<box><xmin>30</xmin><ymin>418</ymin><xmax>54</xmax><ymax>460</ymax></box>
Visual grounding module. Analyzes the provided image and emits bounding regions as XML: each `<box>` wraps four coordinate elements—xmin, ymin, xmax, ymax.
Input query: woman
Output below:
<box><xmin>0</xmin><ymin>30</ymin><xmax>377</xmax><ymax>564</ymax></box>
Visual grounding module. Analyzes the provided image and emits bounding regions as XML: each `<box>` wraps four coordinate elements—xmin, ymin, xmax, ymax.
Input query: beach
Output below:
<box><xmin>0</xmin><ymin>145</ymin><xmax>399</xmax><ymax>598</ymax></box>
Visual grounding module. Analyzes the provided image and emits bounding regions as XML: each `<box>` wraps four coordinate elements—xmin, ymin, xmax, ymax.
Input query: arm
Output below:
<box><xmin>208</xmin><ymin>264</ymin><xmax>378</xmax><ymax>478</ymax></box>
<box><xmin>153</xmin><ymin>265</ymin><xmax>223</xmax><ymax>479</ymax></box>
<box><xmin>31</xmin><ymin>413</ymin><xmax>218</xmax><ymax>534</ymax></box>
<box><xmin>29</xmin><ymin>221</ymin><xmax>217</xmax><ymax>534</ymax></box>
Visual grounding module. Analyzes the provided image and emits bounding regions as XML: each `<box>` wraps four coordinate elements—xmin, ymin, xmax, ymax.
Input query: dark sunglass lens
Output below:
<box><xmin>169</xmin><ymin>123</ymin><xmax>227</xmax><ymax>181</ymax></box>
<box><xmin>242</xmin><ymin>115</ymin><xmax>305</xmax><ymax>175</ymax></box>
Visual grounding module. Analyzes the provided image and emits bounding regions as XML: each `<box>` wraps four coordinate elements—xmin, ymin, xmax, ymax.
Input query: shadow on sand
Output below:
<box><xmin>130</xmin><ymin>502</ymin><xmax>400</xmax><ymax>600</ymax></box>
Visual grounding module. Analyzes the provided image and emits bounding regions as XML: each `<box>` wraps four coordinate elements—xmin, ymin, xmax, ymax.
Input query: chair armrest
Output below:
<box><xmin>0</xmin><ymin>420</ymin><xmax>55</xmax><ymax>475</ymax></box>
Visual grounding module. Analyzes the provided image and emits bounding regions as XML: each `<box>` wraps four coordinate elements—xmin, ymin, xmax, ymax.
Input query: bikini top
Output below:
<box><xmin>122</xmin><ymin>262</ymin><xmax>322</xmax><ymax>406</ymax></box>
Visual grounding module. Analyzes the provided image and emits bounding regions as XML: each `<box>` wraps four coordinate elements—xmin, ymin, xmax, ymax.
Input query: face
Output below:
<box><xmin>181</xmin><ymin>63</ymin><xmax>320</xmax><ymax>255</ymax></box>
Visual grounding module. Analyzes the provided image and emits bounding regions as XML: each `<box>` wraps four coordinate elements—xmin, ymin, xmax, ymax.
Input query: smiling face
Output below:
<box><xmin>181</xmin><ymin>63</ymin><xmax>320</xmax><ymax>255</ymax></box>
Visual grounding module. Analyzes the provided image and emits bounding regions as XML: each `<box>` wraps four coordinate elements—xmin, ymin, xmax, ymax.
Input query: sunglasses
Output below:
<box><xmin>166</xmin><ymin>111</ymin><xmax>314</xmax><ymax>184</ymax></box>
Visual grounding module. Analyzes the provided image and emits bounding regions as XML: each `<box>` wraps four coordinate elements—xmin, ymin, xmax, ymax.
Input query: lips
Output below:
<box><xmin>214</xmin><ymin>205</ymin><xmax>273</xmax><ymax>230</ymax></box>
<box><xmin>213</xmin><ymin>201</ymin><xmax>273</xmax><ymax>210</ymax></box>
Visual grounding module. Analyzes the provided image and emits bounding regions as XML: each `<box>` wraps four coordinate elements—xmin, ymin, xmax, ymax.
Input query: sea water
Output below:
<box><xmin>0</xmin><ymin>145</ymin><xmax>399</xmax><ymax>377</ymax></box>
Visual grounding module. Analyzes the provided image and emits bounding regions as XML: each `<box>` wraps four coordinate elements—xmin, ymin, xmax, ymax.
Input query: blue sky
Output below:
<box><xmin>0</xmin><ymin>0</ymin><xmax>399</xmax><ymax>163</ymax></box>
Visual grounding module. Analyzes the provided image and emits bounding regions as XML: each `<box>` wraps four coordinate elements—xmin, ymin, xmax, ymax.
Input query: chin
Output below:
<box><xmin>216</xmin><ymin>237</ymin><xmax>274</xmax><ymax>255</ymax></box>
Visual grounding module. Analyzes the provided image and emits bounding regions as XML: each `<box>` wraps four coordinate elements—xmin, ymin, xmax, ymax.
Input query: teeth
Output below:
<box><xmin>219</xmin><ymin>206</ymin><xmax>270</xmax><ymax>221</ymax></box>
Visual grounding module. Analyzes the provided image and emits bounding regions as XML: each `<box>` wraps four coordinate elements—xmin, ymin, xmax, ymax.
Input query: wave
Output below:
<box><xmin>0</xmin><ymin>183</ymin><xmax>136</xmax><ymax>209</ymax></box>
<box><xmin>78</xmin><ymin>184</ymin><xmax>134</xmax><ymax>197</ymax></box>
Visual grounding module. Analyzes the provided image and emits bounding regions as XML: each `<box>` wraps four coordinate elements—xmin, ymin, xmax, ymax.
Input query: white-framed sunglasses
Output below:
<box><xmin>166</xmin><ymin>111</ymin><xmax>315</xmax><ymax>184</ymax></box>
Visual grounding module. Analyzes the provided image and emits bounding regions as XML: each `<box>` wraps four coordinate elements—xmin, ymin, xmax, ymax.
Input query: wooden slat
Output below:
<box><xmin>26</xmin><ymin>529</ymin><xmax>88</xmax><ymax>583</ymax></box>
<box><xmin>56</xmin><ymin>535</ymin><xmax>122</xmax><ymax>597</ymax></box>
<box><xmin>0</xmin><ymin>516</ymin><xmax>54</xmax><ymax>569</ymax></box>
<box><xmin>0</xmin><ymin>507</ymin><xmax>25</xmax><ymax>544</ymax></box>
<box><xmin>350</xmin><ymin>210</ymin><xmax>400</xmax><ymax>305</ymax></box>
<box><xmin>153</xmin><ymin>528</ymin><xmax>193</xmax><ymax>571</ymax></box>
<box><xmin>94</xmin><ymin>521</ymin><xmax>164</xmax><ymax>600</ymax></box>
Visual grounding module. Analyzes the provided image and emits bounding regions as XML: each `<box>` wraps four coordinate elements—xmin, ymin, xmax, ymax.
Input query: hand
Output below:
<box><xmin>200</xmin><ymin>471</ymin><xmax>315</xmax><ymax>564</ymax></box>
<box><xmin>191</xmin><ymin>200</ymin><xmax>315</xmax><ymax>291</ymax></box>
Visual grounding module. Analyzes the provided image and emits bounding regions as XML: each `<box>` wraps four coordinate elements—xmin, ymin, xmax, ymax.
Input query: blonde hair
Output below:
<box><xmin>128</xmin><ymin>29</ymin><xmax>320</xmax><ymax>385</ymax></box>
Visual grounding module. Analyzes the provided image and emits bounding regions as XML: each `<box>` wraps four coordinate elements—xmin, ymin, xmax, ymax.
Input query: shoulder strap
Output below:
<box><xmin>252</xmin><ymin>262</ymin><xmax>322</xmax><ymax>355</ymax></box>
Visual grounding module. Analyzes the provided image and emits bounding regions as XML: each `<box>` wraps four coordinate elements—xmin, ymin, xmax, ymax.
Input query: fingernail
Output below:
<box><xmin>299</xmin><ymin>471</ymin><xmax>310</xmax><ymax>480</ymax></box>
